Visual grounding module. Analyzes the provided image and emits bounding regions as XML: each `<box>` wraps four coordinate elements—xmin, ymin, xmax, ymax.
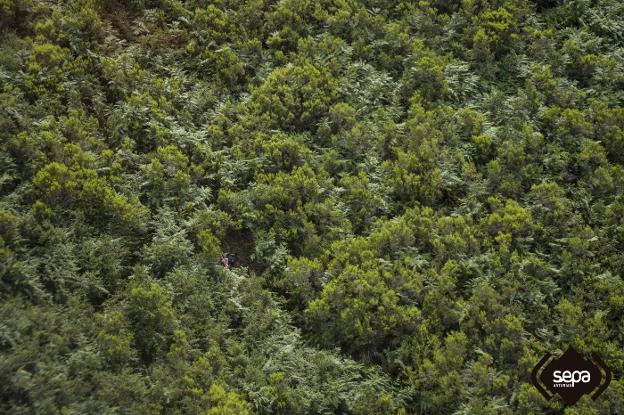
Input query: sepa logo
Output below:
<box><xmin>552</xmin><ymin>369</ymin><xmax>590</xmax><ymax>387</ymax></box>
<box><xmin>532</xmin><ymin>347</ymin><xmax>611</xmax><ymax>406</ymax></box>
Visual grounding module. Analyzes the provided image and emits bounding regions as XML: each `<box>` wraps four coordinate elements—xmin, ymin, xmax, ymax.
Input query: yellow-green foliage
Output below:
<box><xmin>250</xmin><ymin>62</ymin><xmax>338</xmax><ymax>131</ymax></box>
<box><xmin>2</xmin><ymin>0</ymin><xmax>624</xmax><ymax>413</ymax></box>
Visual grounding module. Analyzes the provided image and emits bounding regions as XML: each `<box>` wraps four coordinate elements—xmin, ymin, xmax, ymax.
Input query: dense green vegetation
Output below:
<box><xmin>1</xmin><ymin>0</ymin><xmax>624</xmax><ymax>413</ymax></box>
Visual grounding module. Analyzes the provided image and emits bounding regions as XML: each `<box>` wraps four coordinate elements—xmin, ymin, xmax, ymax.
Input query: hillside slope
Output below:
<box><xmin>1</xmin><ymin>0</ymin><xmax>624</xmax><ymax>413</ymax></box>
